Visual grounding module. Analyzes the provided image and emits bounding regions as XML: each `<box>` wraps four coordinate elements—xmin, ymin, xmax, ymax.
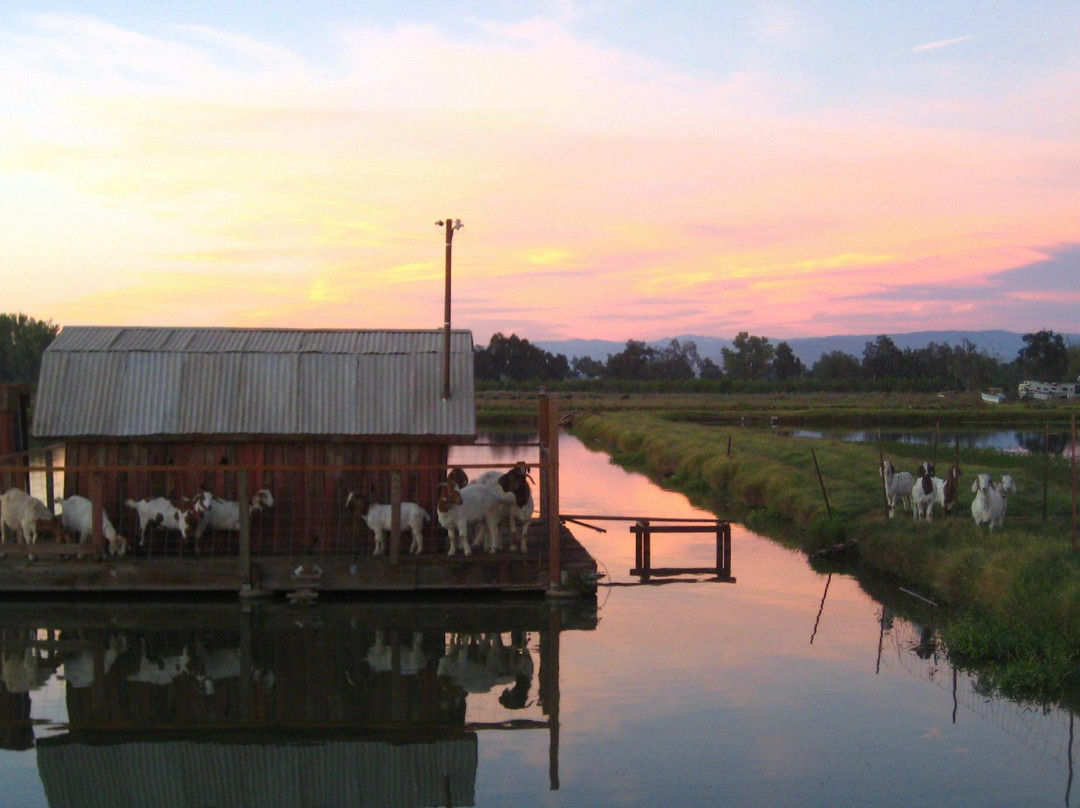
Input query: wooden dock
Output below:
<box><xmin>0</xmin><ymin>522</ymin><xmax>598</xmax><ymax>596</ymax></box>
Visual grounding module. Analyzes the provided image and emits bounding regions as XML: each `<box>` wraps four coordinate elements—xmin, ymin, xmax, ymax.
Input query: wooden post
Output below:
<box><xmin>811</xmin><ymin>447</ymin><xmax>833</xmax><ymax>520</ymax></box>
<box><xmin>44</xmin><ymin>450</ymin><xmax>55</xmax><ymax>510</ymax></box>
<box><xmin>239</xmin><ymin>607</ymin><xmax>253</xmax><ymax>723</ymax></box>
<box><xmin>546</xmin><ymin>396</ymin><xmax>561</xmax><ymax>588</ymax></box>
<box><xmin>932</xmin><ymin>420</ymin><xmax>940</xmax><ymax>470</ymax></box>
<box><xmin>636</xmin><ymin>519</ymin><xmax>651</xmax><ymax>582</ymax></box>
<box><xmin>390</xmin><ymin>470</ymin><xmax>402</xmax><ymax>564</ymax></box>
<box><xmin>89</xmin><ymin>471</ymin><xmax>105</xmax><ymax>556</ymax></box>
<box><xmin>726</xmin><ymin>435</ymin><xmax>732</xmax><ymax>457</ymax></box>
<box><xmin>238</xmin><ymin>470</ymin><xmax>251</xmax><ymax>586</ymax></box>
<box><xmin>547</xmin><ymin>602</ymin><xmax>562</xmax><ymax>791</ymax></box>
<box><xmin>723</xmin><ymin>523</ymin><xmax>731</xmax><ymax>578</ymax></box>
<box><xmin>876</xmin><ymin>430</ymin><xmax>890</xmax><ymax>519</ymax></box>
<box><xmin>634</xmin><ymin>523</ymin><xmax>643</xmax><ymax>572</ymax></box>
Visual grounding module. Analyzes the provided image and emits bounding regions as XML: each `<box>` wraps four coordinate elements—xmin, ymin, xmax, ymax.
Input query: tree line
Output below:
<box><xmin>2</xmin><ymin>313</ymin><xmax>1075</xmax><ymax>395</ymax></box>
<box><xmin>474</xmin><ymin>329</ymin><xmax>1080</xmax><ymax>392</ymax></box>
<box><xmin>0</xmin><ymin>314</ymin><xmax>59</xmax><ymax>385</ymax></box>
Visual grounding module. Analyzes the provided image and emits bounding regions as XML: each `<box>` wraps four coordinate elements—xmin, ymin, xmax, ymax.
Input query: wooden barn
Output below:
<box><xmin>5</xmin><ymin>325</ymin><xmax>597</xmax><ymax>595</ymax></box>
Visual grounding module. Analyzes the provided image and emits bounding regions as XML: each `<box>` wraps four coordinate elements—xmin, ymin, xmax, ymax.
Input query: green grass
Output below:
<box><xmin>568</xmin><ymin>407</ymin><xmax>1080</xmax><ymax>703</ymax></box>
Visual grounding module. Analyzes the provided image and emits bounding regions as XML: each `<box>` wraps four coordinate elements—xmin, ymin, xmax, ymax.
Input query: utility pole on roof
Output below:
<box><xmin>436</xmin><ymin>218</ymin><xmax>463</xmax><ymax>400</ymax></box>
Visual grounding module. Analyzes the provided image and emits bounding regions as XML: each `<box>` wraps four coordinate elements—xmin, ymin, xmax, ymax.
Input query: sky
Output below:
<box><xmin>2</xmin><ymin>1</ymin><xmax>1079</xmax><ymax>344</ymax></box>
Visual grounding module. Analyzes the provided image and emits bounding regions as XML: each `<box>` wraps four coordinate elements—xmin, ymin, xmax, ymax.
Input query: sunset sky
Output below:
<box><xmin>3</xmin><ymin>1</ymin><xmax>1078</xmax><ymax>344</ymax></box>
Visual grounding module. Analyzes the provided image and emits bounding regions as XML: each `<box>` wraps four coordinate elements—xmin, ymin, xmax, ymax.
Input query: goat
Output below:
<box><xmin>435</xmin><ymin>479</ymin><xmax>506</xmax><ymax>556</ymax></box>
<box><xmin>1</xmin><ymin>488</ymin><xmax>71</xmax><ymax>546</ymax></box>
<box><xmin>193</xmin><ymin>488</ymin><xmax>275</xmax><ymax>540</ymax></box>
<box><xmin>62</xmin><ymin>636</ymin><xmax>127</xmax><ymax>689</ymax></box>
<box><xmin>125</xmin><ymin>493</ymin><xmax>211</xmax><ymax>550</ymax></box>
<box><xmin>345</xmin><ymin>490</ymin><xmax>429</xmax><ymax>555</ymax></box>
<box><xmin>57</xmin><ymin>495</ymin><xmax>128</xmax><ymax>557</ymax></box>
<box><xmin>446</xmin><ymin>467</ymin><xmax>470</xmax><ymax>490</ymax></box>
<box><xmin>473</xmin><ymin>463</ymin><xmax>535</xmax><ymax>552</ymax></box>
<box><xmin>126</xmin><ymin>640</ymin><xmax>193</xmax><ymax>686</ymax></box>
<box><xmin>910</xmin><ymin>463</ymin><xmax>942</xmax><ymax>521</ymax></box>
<box><xmin>940</xmin><ymin>463</ymin><xmax>962</xmax><ymax>517</ymax></box>
<box><xmin>880</xmin><ymin>460</ymin><xmax>915</xmax><ymax>518</ymax></box>
<box><xmin>971</xmin><ymin>472</ymin><xmax>1009</xmax><ymax>532</ymax></box>
<box><xmin>993</xmin><ymin>473</ymin><xmax>1017</xmax><ymax>518</ymax></box>
<box><xmin>365</xmin><ymin>631</ymin><xmax>427</xmax><ymax>675</ymax></box>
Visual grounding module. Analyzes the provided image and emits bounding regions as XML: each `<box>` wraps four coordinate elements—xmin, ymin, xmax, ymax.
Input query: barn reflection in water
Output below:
<box><xmin>0</xmin><ymin>598</ymin><xmax>596</xmax><ymax>807</ymax></box>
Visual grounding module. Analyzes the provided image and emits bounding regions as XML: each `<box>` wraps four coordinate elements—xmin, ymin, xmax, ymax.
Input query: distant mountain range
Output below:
<box><xmin>533</xmin><ymin>330</ymin><xmax>1080</xmax><ymax>367</ymax></box>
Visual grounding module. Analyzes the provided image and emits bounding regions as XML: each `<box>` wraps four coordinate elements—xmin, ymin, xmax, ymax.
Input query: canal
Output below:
<box><xmin>0</xmin><ymin>431</ymin><xmax>1074</xmax><ymax>806</ymax></box>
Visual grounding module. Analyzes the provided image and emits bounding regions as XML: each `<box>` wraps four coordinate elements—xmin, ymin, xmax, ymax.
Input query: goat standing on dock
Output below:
<box><xmin>473</xmin><ymin>463</ymin><xmax>535</xmax><ymax>553</ymax></box>
<box><xmin>1</xmin><ymin>488</ymin><xmax>71</xmax><ymax>546</ymax></box>
<box><xmin>345</xmin><ymin>490</ymin><xmax>429</xmax><ymax>555</ymax></box>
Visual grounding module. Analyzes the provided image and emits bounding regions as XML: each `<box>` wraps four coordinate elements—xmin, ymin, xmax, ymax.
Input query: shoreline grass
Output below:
<box><xmin>564</xmin><ymin>404</ymin><xmax>1080</xmax><ymax>704</ymax></box>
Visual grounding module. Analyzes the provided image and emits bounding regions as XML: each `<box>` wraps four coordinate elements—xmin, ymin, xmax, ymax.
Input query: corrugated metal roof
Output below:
<box><xmin>38</xmin><ymin>737</ymin><xmax>478</xmax><ymax>808</ymax></box>
<box><xmin>34</xmin><ymin>327</ymin><xmax>476</xmax><ymax>439</ymax></box>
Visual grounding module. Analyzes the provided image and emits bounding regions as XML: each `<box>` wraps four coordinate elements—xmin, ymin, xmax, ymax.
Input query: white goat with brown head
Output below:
<box><xmin>473</xmin><ymin>463</ymin><xmax>534</xmax><ymax>552</ymax></box>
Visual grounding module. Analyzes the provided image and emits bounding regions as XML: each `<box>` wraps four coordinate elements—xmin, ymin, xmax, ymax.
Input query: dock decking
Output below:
<box><xmin>0</xmin><ymin>522</ymin><xmax>598</xmax><ymax>595</ymax></box>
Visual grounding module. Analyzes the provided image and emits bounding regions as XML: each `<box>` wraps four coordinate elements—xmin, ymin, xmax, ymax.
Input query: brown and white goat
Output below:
<box><xmin>125</xmin><ymin>492</ymin><xmax>211</xmax><ymax>551</ymax></box>
<box><xmin>940</xmin><ymin>463</ymin><xmax>962</xmax><ymax>517</ymax></box>
<box><xmin>473</xmin><ymin>463</ymin><xmax>534</xmax><ymax>553</ymax></box>
<box><xmin>1</xmin><ymin>488</ymin><xmax>71</xmax><ymax>546</ymax></box>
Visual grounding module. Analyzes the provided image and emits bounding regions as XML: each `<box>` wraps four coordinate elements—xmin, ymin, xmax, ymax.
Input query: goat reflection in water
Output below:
<box><xmin>436</xmin><ymin>632</ymin><xmax>535</xmax><ymax>709</ymax></box>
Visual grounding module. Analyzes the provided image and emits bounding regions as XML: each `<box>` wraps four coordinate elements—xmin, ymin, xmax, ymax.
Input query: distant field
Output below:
<box><xmin>478</xmin><ymin>389</ymin><xmax>1080</xmax><ymax>429</ymax></box>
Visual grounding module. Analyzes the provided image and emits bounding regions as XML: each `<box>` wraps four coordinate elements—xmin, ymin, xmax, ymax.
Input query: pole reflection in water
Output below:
<box><xmin>0</xmin><ymin>598</ymin><xmax>596</xmax><ymax>807</ymax></box>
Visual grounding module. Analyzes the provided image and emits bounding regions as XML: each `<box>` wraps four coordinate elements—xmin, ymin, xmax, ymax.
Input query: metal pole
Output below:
<box><xmin>443</xmin><ymin>218</ymin><xmax>453</xmax><ymax>400</ymax></box>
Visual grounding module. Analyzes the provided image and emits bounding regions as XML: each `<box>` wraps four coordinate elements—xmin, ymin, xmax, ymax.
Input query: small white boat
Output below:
<box><xmin>981</xmin><ymin>389</ymin><xmax>1007</xmax><ymax>404</ymax></box>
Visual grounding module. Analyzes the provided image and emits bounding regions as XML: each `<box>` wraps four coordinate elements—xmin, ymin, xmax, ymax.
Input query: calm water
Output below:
<box><xmin>791</xmin><ymin>427</ymin><xmax>1074</xmax><ymax>455</ymax></box>
<box><xmin>1</xmin><ymin>432</ymin><xmax>1076</xmax><ymax>807</ymax></box>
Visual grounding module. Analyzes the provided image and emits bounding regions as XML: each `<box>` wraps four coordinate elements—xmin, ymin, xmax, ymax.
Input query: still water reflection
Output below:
<box><xmin>0</xmin><ymin>432</ymin><xmax>1077</xmax><ymax>807</ymax></box>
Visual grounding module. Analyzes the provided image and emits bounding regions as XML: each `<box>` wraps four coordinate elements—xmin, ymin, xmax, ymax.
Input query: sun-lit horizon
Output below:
<box><xmin>2</xmin><ymin>2</ymin><xmax>1079</xmax><ymax>344</ymax></box>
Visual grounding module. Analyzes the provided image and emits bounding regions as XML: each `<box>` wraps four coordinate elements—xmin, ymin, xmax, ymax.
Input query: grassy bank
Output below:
<box><xmin>569</xmin><ymin>408</ymin><xmax>1080</xmax><ymax>703</ymax></box>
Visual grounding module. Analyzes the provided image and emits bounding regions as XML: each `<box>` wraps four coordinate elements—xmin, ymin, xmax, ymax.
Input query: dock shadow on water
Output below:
<box><xmin>1</xmin><ymin>596</ymin><xmax>595</xmax><ymax>807</ymax></box>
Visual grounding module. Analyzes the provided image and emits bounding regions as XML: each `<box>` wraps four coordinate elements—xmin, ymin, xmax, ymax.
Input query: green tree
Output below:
<box><xmin>948</xmin><ymin>340</ymin><xmax>998</xmax><ymax>391</ymax></box>
<box><xmin>721</xmin><ymin>332</ymin><xmax>774</xmax><ymax>380</ymax></box>
<box><xmin>812</xmin><ymin>350</ymin><xmax>862</xmax><ymax>383</ymax></box>
<box><xmin>605</xmin><ymin>340</ymin><xmax>657</xmax><ymax>379</ymax></box>
<box><xmin>862</xmin><ymin>335</ymin><xmax>903</xmax><ymax>381</ymax></box>
<box><xmin>571</xmin><ymin>355</ymin><xmax>605</xmax><ymax>379</ymax></box>
<box><xmin>698</xmin><ymin>357</ymin><xmax>723</xmax><ymax>381</ymax></box>
<box><xmin>0</xmin><ymin>313</ymin><xmax>60</xmax><ymax>383</ymax></box>
<box><xmin>770</xmin><ymin>341</ymin><xmax>805</xmax><ymax>382</ymax></box>
<box><xmin>1067</xmin><ymin>342</ymin><xmax>1080</xmax><ymax>382</ymax></box>
<box><xmin>474</xmin><ymin>333</ymin><xmax>568</xmax><ymax>382</ymax></box>
<box><xmin>1017</xmin><ymin>329</ymin><xmax>1068</xmax><ymax>380</ymax></box>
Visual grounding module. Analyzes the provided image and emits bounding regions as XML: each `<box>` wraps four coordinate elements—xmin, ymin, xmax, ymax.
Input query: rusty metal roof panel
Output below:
<box><xmin>242</xmin><ymin>331</ymin><xmax>306</xmax><ymax>354</ymax></box>
<box><xmin>183</xmin><ymin>330</ymin><xmax>252</xmax><ymax>353</ymax></box>
<box><xmin>113</xmin><ymin>354</ymin><xmax>184</xmax><ymax>436</ymax></box>
<box><xmin>47</xmin><ymin>327</ymin><xmax>123</xmax><ymax>352</ymax></box>
<box><xmin>176</xmin><ymin>354</ymin><xmax>245</xmax><ymax>434</ymax></box>
<box><xmin>33</xmin><ymin>326</ymin><xmax>475</xmax><ymax>438</ymax></box>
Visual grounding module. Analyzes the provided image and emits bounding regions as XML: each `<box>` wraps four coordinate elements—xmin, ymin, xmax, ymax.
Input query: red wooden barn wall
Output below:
<box><xmin>62</xmin><ymin>440</ymin><xmax>451</xmax><ymax>556</ymax></box>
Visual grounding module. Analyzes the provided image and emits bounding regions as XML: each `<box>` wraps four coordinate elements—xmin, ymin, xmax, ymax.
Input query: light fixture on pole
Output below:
<box><xmin>436</xmin><ymin>218</ymin><xmax>463</xmax><ymax>400</ymax></box>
